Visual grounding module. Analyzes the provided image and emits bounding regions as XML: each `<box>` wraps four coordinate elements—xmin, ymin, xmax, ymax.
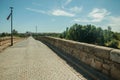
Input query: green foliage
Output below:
<box><xmin>60</xmin><ymin>24</ymin><xmax>120</xmax><ymax>49</ymax></box>
<box><xmin>0</xmin><ymin>30</ymin><xmax>28</xmax><ymax>38</ymax></box>
<box><xmin>113</xmin><ymin>32</ymin><xmax>120</xmax><ymax>40</ymax></box>
<box><xmin>0</xmin><ymin>33</ymin><xmax>10</xmax><ymax>37</ymax></box>
<box><xmin>33</xmin><ymin>32</ymin><xmax>61</xmax><ymax>38</ymax></box>
<box><xmin>107</xmin><ymin>39</ymin><xmax>119</xmax><ymax>49</ymax></box>
<box><xmin>12</xmin><ymin>29</ymin><xmax>18</xmax><ymax>36</ymax></box>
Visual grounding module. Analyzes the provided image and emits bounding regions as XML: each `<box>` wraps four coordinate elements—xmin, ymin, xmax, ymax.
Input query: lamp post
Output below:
<box><xmin>10</xmin><ymin>7</ymin><xmax>13</xmax><ymax>46</ymax></box>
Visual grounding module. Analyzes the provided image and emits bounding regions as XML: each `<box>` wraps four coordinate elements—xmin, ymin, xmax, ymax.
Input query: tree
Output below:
<box><xmin>60</xmin><ymin>23</ymin><xmax>120</xmax><ymax>49</ymax></box>
<box><xmin>12</xmin><ymin>29</ymin><xmax>18</xmax><ymax>36</ymax></box>
<box><xmin>0</xmin><ymin>32</ymin><xmax>10</xmax><ymax>37</ymax></box>
<box><xmin>107</xmin><ymin>39</ymin><xmax>119</xmax><ymax>49</ymax></box>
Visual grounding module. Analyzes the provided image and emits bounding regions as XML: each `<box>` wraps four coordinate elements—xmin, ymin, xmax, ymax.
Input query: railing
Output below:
<box><xmin>37</xmin><ymin>36</ymin><xmax>120</xmax><ymax>80</ymax></box>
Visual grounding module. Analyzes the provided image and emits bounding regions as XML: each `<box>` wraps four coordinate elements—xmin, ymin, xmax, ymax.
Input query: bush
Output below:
<box><xmin>107</xmin><ymin>39</ymin><xmax>119</xmax><ymax>48</ymax></box>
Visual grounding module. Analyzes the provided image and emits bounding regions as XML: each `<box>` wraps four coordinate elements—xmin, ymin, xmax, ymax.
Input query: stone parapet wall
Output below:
<box><xmin>37</xmin><ymin>36</ymin><xmax>120</xmax><ymax>80</ymax></box>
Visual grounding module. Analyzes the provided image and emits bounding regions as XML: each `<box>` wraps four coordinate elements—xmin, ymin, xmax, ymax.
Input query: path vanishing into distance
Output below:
<box><xmin>0</xmin><ymin>37</ymin><xmax>87</xmax><ymax>80</ymax></box>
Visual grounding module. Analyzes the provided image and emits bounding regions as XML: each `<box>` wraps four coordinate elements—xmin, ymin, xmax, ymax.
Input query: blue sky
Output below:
<box><xmin>0</xmin><ymin>0</ymin><xmax>120</xmax><ymax>33</ymax></box>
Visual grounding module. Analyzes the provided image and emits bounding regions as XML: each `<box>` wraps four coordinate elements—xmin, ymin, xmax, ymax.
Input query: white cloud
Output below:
<box><xmin>88</xmin><ymin>8</ymin><xmax>110</xmax><ymax>22</ymax></box>
<box><xmin>51</xmin><ymin>9</ymin><xmax>74</xmax><ymax>17</ymax></box>
<box><xmin>70</xmin><ymin>6</ymin><xmax>82</xmax><ymax>13</ymax></box>
<box><xmin>26</xmin><ymin>8</ymin><xmax>75</xmax><ymax>17</ymax></box>
<box><xmin>62</xmin><ymin>0</ymin><xmax>72</xmax><ymax>9</ymax></box>
<box><xmin>73</xmin><ymin>8</ymin><xmax>111</xmax><ymax>23</ymax></box>
<box><xmin>107</xmin><ymin>16</ymin><xmax>120</xmax><ymax>32</ymax></box>
<box><xmin>109</xmin><ymin>16</ymin><xmax>120</xmax><ymax>24</ymax></box>
<box><xmin>26</xmin><ymin>8</ymin><xmax>46</xmax><ymax>14</ymax></box>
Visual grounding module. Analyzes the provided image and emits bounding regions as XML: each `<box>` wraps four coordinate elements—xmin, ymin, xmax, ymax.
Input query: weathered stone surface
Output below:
<box><xmin>102</xmin><ymin>69</ymin><xmax>109</xmax><ymax>75</ymax></box>
<box><xmin>91</xmin><ymin>58</ymin><xmax>96</xmax><ymax>68</ymax></box>
<box><xmin>111</xmin><ymin>64</ymin><xmax>120</xmax><ymax>80</ymax></box>
<box><xmin>94</xmin><ymin>60</ymin><xmax>102</xmax><ymax>71</ymax></box>
<box><xmin>102</xmin><ymin>64</ymin><xmax>110</xmax><ymax>71</ymax></box>
<box><xmin>94</xmin><ymin>46</ymin><xmax>112</xmax><ymax>60</ymax></box>
<box><xmin>72</xmin><ymin>49</ymin><xmax>80</xmax><ymax>59</ymax></box>
<box><xmin>104</xmin><ymin>59</ymin><xmax>111</xmax><ymax>64</ymax></box>
<box><xmin>79</xmin><ymin>51</ymin><xmax>87</xmax><ymax>60</ymax></box>
<box><xmin>75</xmin><ymin>42</ymin><xmax>85</xmax><ymax>50</ymax></box>
<box><xmin>102</xmin><ymin>64</ymin><xmax>110</xmax><ymax>75</ymax></box>
<box><xmin>110</xmin><ymin>49</ymin><xmax>120</xmax><ymax>63</ymax></box>
<box><xmin>39</xmin><ymin>36</ymin><xmax>120</xmax><ymax>80</ymax></box>
<box><xmin>85</xmin><ymin>57</ymin><xmax>93</xmax><ymax>65</ymax></box>
<box><xmin>82</xmin><ymin>43</ymin><xmax>95</xmax><ymax>54</ymax></box>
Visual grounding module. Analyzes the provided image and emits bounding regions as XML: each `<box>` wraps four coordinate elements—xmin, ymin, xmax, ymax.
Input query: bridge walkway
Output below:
<box><xmin>0</xmin><ymin>37</ymin><xmax>87</xmax><ymax>80</ymax></box>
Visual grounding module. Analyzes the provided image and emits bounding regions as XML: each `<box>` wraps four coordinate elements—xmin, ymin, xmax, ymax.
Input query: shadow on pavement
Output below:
<box><xmin>41</xmin><ymin>41</ymin><xmax>113</xmax><ymax>80</ymax></box>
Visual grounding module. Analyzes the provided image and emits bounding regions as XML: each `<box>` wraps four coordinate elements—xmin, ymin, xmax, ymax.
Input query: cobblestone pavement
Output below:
<box><xmin>0</xmin><ymin>37</ymin><xmax>87</xmax><ymax>80</ymax></box>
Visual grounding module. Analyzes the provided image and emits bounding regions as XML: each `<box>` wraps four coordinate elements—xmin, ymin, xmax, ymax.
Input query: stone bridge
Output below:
<box><xmin>37</xmin><ymin>36</ymin><xmax>120</xmax><ymax>80</ymax></box>
<box><xmin>0</xmin><ymin>37</ymin><xmax>119</xmax><ymax>80</ymax></box>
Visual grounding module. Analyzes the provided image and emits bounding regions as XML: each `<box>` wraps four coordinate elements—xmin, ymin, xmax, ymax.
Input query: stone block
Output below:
<box><xmin>82</xmin><ymin>43</ymin><xmax>95</xmax><ymax>54</ymax></box>
<box><xmin>102</xmin><ymin>64</ymin><xmax>110</xmax><ymax>71</ymax></box>
<box><xmin>79</xmin><ymin>51</ymin><xmax>87</xmax><ymax>59</ymax></box>
<box><xmin>85</xmin><ymin>57</ymin><xmax>93</xmax><ymax>65</ymax></box>
<box><xmin>91</xmin><ymin>58</ymin><xmax>96</xmax><ymax>68</ymax></box>
<box><xmin>72</xmin><ymin>49</ymin><xmax>80</xmax><ymax>59</ymax></box>
<box><xmin>111</xmin><ymin>64</ymin><xmax>120</xmax><ymax>80</ymax></box>
<box><xmin>102</xmin><ymin>69</ymin><xmax>109</xmax><ymax>75</ymax></box>
<box><xmin>94</xmin><ymin>46</ymin><xmax>112</xmax><ymax>60</ymax></box>
<box><xmin>104</xmin><ymin>59</ymin><xmax>111</xmax><ymax>64</ymax></box>
<box><xmin>94</xmin><ymin>60</ymin><xmax>102</xmax><ymax>71</ymax></box>
<box><xmin>74</xmin><ymin>42</ymin><xmax>85</xmax><ymax>50</ymax></box>
<box><xmin>110</xmin><ymin>49</ymin><xmax>120</xmax><ymax>63</ymax></box>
